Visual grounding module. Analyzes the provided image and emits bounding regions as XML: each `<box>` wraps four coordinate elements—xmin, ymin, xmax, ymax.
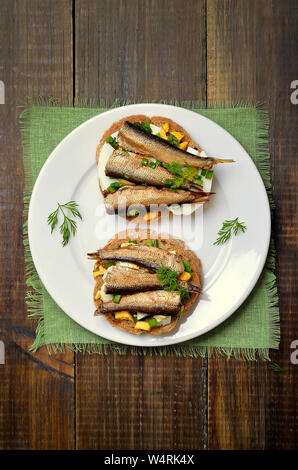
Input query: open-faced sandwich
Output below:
<box><xmin>88</xmin><ymin>234</ymin><xmax>202</xmax><ymax>335</ymax></box>
<box><xmin>96</xmin><ymin>115</ymin><xmax>233</xmax><ymax>220</ymax></box>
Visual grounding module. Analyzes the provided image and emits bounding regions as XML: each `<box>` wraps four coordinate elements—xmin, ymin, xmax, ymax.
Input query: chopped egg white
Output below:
<box><xmin>153</xmin><ymin>315</ymin><xmax>171</xmax><ymax>326</ymax></box>
<box><xmin>136</xmin><ymin>312</ymin><xmax>149</xmax><ymax>320</ymax></box>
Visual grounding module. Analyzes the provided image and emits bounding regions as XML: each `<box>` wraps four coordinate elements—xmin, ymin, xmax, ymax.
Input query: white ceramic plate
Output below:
<box><xmin>28</xmin><ymin>104</ymin><xmax>271</xmax><ymax>346</ymax></box>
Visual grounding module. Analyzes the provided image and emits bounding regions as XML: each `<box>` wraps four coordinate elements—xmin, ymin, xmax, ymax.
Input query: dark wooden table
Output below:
<box><xmin>0</xmin><ymin>0</ymin><xmax>297</xmax><ymax>450</ymax></box>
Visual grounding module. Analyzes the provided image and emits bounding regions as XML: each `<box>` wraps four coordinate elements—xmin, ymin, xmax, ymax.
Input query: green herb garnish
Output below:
<box><xmin>145</xmin><ymin>239</ymin><xmax>153</xmax><ymax>246</ymax></box>
<box><xmin>214</xmin><ymin>217</ymin><xmax>247</xmax><ymax>245</ymax></box>
<box><xmin>106</xmin><ymin>136</ymin><xmax>118</xmax><ymax>149</ymax></box>
<box><xmin>106</xmin><ymin>182</ymin><xmax>126</xmax><ymax>193</ymax></box>
<box><xmin>206</xmin><ymin>170</ymin><xmax>213</xmax><ymax>179</ymax></box>
<box><xmin>141</xmin><ymin>157</ymin><xmax>149</xmax><ymax>166</ymax></box>
<box><xmin>129</xmin><ymin>240</ymin><xmax>137</xmax><ymax>244</ymax></box>
<box><xmin>165</xmin><ymin>176</ymin><xmax>184</xmax><ymax>190</ymax></box>
<box><xmin>173</xmin><ymin>177</ymin><xmax>184</xmax><ymax>188</ymax></box>
<box><xmin>149</xmin><ymin>161</ymin><xmax>156</xmax><ymax>169</ymax></box>
<box><xmin>113</xmin><ymin>295</ymin><xmax>121</xmax><ymax>304</ymax></box>
<box><xmin>47</xmin><ymin>201</ymin><xmax>82</xmax><ymax>247</ymax></box>
<box><xmin>162</xmin><ymin>161</ymin><xmax>184</xmax><ymax>177</ymax></box>
<box><xmin>168</xmin><ymin>133</ymin><xmax>179</xmax><ymax>147</ymax></box>
<box><xmin>183</xmin><ymin>259</ymin><xmax>192</xmax><ymax>273</ymax></box>
<box><xmin>153</xmin><ymin>239</ymin><xmax>159</xmax><ymax>247</ymax></box>
<box><xmin>200</xmin><ymin>169</ymin><xmax>207</xmax><ymax>176</ymax></box>
<box><xmin>133</xmin><ymin>120</ymin><xmax>152</xmax><ymax>134</ymax></box>
<box><xmin>107</xmin><ymin>261</ymin><xmax>115</xmax><ymax>267</ymax></box>
<box><xmin>157</xmin><ymin>266</ymin><xmax>190</xmax><ymax>300</ymax></box>
<box><xmin>194</xmin><ymin>175</ymin><xmax>203</xmax><ymax>185</ymax></box>
<box><xmin>123</xmin><ymin>174</ymin><xmax>130</xmax><ymax>179</ymax></box>
<box><xmin>148</xmin><ymin>318</ymin><xmax>159</xmax><ymax>328</ymax></box>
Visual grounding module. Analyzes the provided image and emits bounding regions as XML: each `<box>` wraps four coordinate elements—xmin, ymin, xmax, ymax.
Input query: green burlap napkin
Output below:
<box><xmin>21</xmin><ymin>100</ymin><xmax>280</xmax><ymax>360</ymax></box>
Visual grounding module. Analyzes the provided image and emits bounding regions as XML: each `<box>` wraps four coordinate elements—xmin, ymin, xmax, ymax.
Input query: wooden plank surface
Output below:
<box><xmin>207</xmin><ymin>0</ymin><xmax>298</xmax><ymax>449</ymax></box>
<box><xmin>0</xmin><ymin>0</ymin><xmax>75</xmax><ymax>449</ymax></box>
<box><xmin>75</xmin><ymin>0</ymin><xmax>208</xmax><ymax>450</ymax></box>
<box><xmin>0</xmin><ymin>0</ymin><xmax>297</xmax><ymax>450</ymax></box>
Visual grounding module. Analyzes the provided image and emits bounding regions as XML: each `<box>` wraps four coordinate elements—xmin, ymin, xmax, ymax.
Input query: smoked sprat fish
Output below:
<box><xmin>90</xmin><ymin>244</ymin><xmax>185</xmax><ymax>273</ymax></box>
<box><xmin>117</xmin><ymin>121</ymin><xmax>233</xmax><ymax>169</ymax></box>
<box><xmin>105</xmin><ymin>149</ymin><xmax>204</xmax><ymax>192</ymax></box>
<box><xmin>103</xmin><ymin>265</ymin><xmax>200</xmax><ymax>293</ymax></box>
<box><xmin>97</xmin><ymin>290</ymin><xmax>182</xmax><ymax>315</ymax></box>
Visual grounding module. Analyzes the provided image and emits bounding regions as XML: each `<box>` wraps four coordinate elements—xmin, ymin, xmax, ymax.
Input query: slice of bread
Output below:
<box><xmin>91</xmin><ymin>231</ymin><xmax>202</xmax><ymax>336</ymax></box>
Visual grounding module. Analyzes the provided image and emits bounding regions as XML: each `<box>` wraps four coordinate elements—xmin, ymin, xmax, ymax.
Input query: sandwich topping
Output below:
<box><xmin>88</xmin><ymin>239</ymin><xmax>201</xmax><ymax>333</ymax></box>
<box><xmin>97</xmin><ymin>119</ymin><xmax>217</xmax><ymax>217</ymax></box>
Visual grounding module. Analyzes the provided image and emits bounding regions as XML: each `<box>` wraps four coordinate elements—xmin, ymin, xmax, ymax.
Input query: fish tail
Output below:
<box><xmin>87</xmin><ymin>251</ymin><xmax>100</xmax><ymax>259</ymax></box>
<box><xmin>213</xmin><ymin>158</ymin><xmax>235</xmax><ymax>164</ymax></box>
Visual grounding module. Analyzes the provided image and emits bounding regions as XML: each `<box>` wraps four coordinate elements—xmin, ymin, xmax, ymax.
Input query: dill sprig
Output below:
<box><xmin>47</xmin><ymin>201</ymin><xmax>82</xmax><ymax>247</ymax></box>
<box><xmin>213</xmin><ymin>217</ymin><xmax>247</xmax><ymax>246</ymax></box>
<box><xmin>157</xmin><ymin>266</ymin><xmax>190</xmax><ymax>300</ymax></box>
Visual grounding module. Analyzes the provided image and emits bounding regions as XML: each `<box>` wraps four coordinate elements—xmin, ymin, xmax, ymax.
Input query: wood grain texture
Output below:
<box><xmin>255</xmin><ymin>0</ymin><xmax>298</xmax><ymax>449</ymax></box>
<box><xmin>76</xmin><ymin>354</ymin><xmax>207</xmax><ymax>450</ymax></box>
<box><xmin>0</xmin><ymin>0</ymin><xmax>74</xmax><ymax>449</ymax></box>
<box><xmin>75</xmin><ymin>0</ymin><xmax>208</xmax><ymax>450</ymax></box>
<box><xmin>207</xmin><ymin>0</ymin><xmax>297</xmax><ymax>449</ymax></box>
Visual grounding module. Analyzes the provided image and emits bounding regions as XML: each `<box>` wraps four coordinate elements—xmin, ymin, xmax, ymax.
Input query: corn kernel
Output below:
<box><xmin>171</xmin><ymin>131</ymin><xmax>184</xmax><ymax>142</ymax></box>
<box><xmin>118</xmin><ymin>179</ymin><xmax>135</xmax><ymax>185</ymax></box>
<box><xmin>115</xmin><ymin>311</ymin><xmax>134</xmax><ymax>322</ymax></box>
<box><xmin>135</xmin><ymin>321</ymin><xmax>151</xmax><ymax>331</ymax></box>
<box><xmin>98</xmin><ymin>265</ymin><xmax>107</xmax><ymax>275</ymax></box>
<box><xmin>179</xmin><ymin>141</ymin><xmax>188</xmax><ymax>150</ymax></box>
<box><xmin>160</xmin><ymin>128</ymin><xmax>167</xmax><ymax>140</ymax></box>
<box><xmin>143</xmin><ymin>211</ymin><xmax>157</xmax><ymax>222</ymax></box>
<box><xmin>128</xmin><ymin>263</ymin><xmax>140</xmax><ymax>270</ymax></box>
<box><xmin>95</xmin><ymin>290</ymin><xmax>101</xmax><ymax>300</ymax></box>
